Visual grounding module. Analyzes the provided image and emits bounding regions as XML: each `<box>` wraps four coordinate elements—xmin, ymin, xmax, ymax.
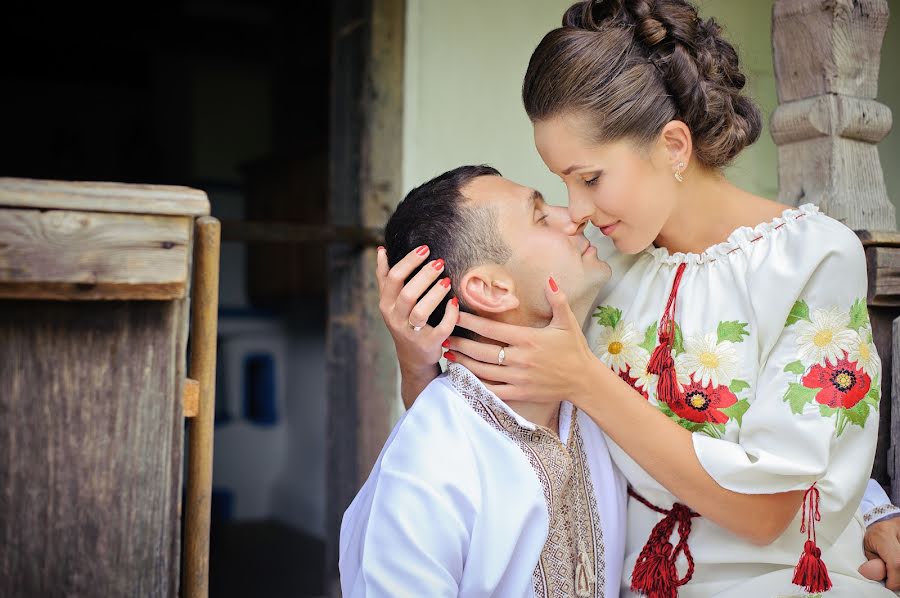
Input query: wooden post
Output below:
<box><xmin>771</xmin><ymin>0</ymin><xmax>894</xmax><ymax>230</ymax></box>
<box><xmin>326</xmin><ymin>0</ymin><xmax>405</xmax><ymax>592</ymax></box>
<box><xmin>182</xmin><ymin>217</ymin><xmax>221</xmax><ymax>598</ymax></box>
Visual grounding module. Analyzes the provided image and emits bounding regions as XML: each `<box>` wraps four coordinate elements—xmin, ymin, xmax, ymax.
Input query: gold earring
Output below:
<box><xmin>674</xmin><ymin>161</ymin><xmax>685</xmax><ymax>183</ymax></box>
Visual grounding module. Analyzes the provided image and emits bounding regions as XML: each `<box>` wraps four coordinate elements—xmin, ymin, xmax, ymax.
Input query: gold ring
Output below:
<box><xmin>408</xmin><ymin>320</ymin><xmax>424</xmax><ymax>332</ymax></box>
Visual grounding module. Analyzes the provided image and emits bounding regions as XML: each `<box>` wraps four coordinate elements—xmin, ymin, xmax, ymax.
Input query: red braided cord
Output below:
<box><xmin>628</xmin><ymin>487</ymin><xmax>700</xmax><ymax>589</ymax></box>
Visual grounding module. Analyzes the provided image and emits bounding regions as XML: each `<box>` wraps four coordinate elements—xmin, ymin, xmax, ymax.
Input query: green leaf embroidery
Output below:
<box><xmin>701</xmin><ymin>422</ymin><xmax>726</xmax><ymax>439</ymax></box>
<box><xmin>844</xmin><ymin>400</ymin><xmax>870</xmax><ymax>429</ymax></box>
<box><xmin>717</xmin><ymin>321</ymin><xmax>750</xmax><ymax>344</ymax></box>
<box><xmin>784</xmin><ymin>383</ymin><xmax>820</xmax><ymax>414</ymax></box>
<box><xmin>658</xmin><ymin>401</ymin><xmax>675</xmax><ymax>419</ymax></box>
<box><xmin>679</xmin><ymin>419</ymin><xmax>707</xmax><ymax>433</ymax></box>
<box><xmin>783</xmin><ymin>360</ymin><xmax>806</xmax><ymax>376</ymax></box>
<box><xmin>729</xmin><ymin>379</ymin><xmax>751</xmax><ymax>394</ymax></box>
<box><xmin>639</xmin><ymin>322</ymin><xmax>658</xmax><ymax>354</ymax></box>
<box><xmin>864</xmin><ymin>377</ymin><xmax>881</xmax><ymax>409</ymax></box>
<box><xmin>849</xmin><ymin>298</ymin><xmax>870</xmax><ymax>331</ymax></box>
<box><xmin>719</xmin><ymin>398</ymin><xmax>751</xmax><ymax>427</ymax></box>
<box><xmin>673</xmin><ymin>323</ymin><xmax>685</xmax><ymax>355</ymax></box>
<box><xmin>593</xmin><ymin>305</ymin><xmax>622</xmax><ymax>329</ymax></box>
<box><xmin>786</xmin><ymin>300</ymin><xmax>811</xmax><ymax>327</ymax></box>
<box><xmin>819</xmin><ymin>404</ymin><xmax>839</xmax><ymax>418</ymax></box>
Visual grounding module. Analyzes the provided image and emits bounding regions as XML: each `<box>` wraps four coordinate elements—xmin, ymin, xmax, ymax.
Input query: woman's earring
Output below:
<box><xmin>674</xmin><ymin>161</ymin><xmax>685</xmax><ymax>183</ymax></box>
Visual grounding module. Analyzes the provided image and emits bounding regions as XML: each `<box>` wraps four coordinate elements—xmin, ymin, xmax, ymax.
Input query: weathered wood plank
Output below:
<box><xmin>866</xmin><ymin>246</ymin><xmax>900</xmax><ymax>307</ymax></box>
<box><xmin>0</xmin><ymin>208</ymin><xmax>191</xmax><ymax>300</ymax></box>
<box><xmin>0</xmin><ymin>299</ymin><xmax>186</xmax><ymax>597</ymax></box>
<box><xmin>0</xmin><ymin>177</ymin><xmax>210</xmax><ymax>217</ymax></box>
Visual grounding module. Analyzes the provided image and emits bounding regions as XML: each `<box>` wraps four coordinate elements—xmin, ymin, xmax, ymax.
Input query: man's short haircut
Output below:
<box><xmin>385</xmin><ymin>165</ymin><xmax>512</xmax><ymax>339</ymax></box>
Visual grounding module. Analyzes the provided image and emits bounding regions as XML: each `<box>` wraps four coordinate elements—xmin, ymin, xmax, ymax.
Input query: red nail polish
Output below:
<box><xmin>439</xmin><ymin>278</ymin><xmax>451</xmax><ymax>289</ymax></box>
<box><xmin>451</xmin><ymin>297</ymin><xmax>459</xmax><ymax>307</ymax></box>
<box><xmin>442</xmin><ymin>339</ymin><xmax>450</xmax><ymax>348</ymax></box>
<box><xmin>432</xmin><ymin>258</ymin><xmax>445</xmax><ymax>270</ymax></box>
<box><xmin>415</xmin><ymin>245</ymin><xmax>429</xmax><ymax>256</ymax></box>
<box><xmin>549</xmin><ymin>277</ymin><xmax>559</xmax><ymax>293</ymax></box>
<box><xmin>444</xmin><ymin>351</ymin><xmax>457</xmax><ymax>362</ymax></box>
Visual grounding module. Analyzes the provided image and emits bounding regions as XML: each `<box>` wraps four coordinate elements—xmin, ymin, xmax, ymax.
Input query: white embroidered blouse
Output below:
<box><xmin>586</xmin><ymin>204</ymin><xmax>894</xmax><ymax>596</ymax></box>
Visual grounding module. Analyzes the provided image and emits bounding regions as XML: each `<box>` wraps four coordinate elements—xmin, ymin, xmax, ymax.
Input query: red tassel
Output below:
<box><xmin>629</xmin><ymin>488</ymin><xmax>699</xmax><ymax>598</ymax></box>
<box><xmin>792</xmin><ymin>485</ymin><xmax>832</xmax><ymax>593</ymax></box>
<box><xmin>646</xmin><ymin>263</ymin><xmax>687</xmax><ymax>406</ymax></box>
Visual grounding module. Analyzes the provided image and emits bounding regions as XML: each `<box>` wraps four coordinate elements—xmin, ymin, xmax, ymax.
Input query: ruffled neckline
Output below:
<box><xmin>644</xmin><ymin>203</ymin><xmax>821</xmax><ymax>266</ymax></box>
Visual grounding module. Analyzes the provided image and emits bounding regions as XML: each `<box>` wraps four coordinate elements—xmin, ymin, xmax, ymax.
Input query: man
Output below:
<box><xmin>340</xmin><ymin>165</ymin><xmax>625</xmax><ymax>597</ymax></box>
<box><xmin>340</xmin><ymin>165</ymin><xmax>900</xmax><ymax>596</ymax></box>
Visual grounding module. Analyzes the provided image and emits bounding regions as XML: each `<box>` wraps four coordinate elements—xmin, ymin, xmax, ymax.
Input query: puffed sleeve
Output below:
<box><xmin>344</xmin><ymin>468</ymin><xmax>471</xmax><ymax>597</ymax></box>
<box><xmin>692</xmin><ymin>215</ymin><xmax>881</xmax><ymax>542</ymax></box>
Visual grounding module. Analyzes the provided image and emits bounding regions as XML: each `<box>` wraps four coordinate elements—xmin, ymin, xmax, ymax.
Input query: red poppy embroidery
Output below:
<box><xmin>801</xmin><ymin>352</ymin><xmax>870</xmax><ymax>410</ymax></box>
<box><xmin>619</xmin><ymin>367</ymin><xmax>649</xmax><ymax>400</ymax></box>
<box><xmin>669</xmin><ymin>378</ymin><xmax>738</xmax><ymax>424</ymax></box>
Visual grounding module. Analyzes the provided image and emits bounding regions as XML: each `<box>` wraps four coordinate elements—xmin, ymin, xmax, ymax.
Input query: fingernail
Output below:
<box><xmin>444</xmin><ymin>351</ymin><xmax>457</xmax><ymax>362</ymax></box>
<box><xmin>442</xmin><ymin>339</ymin><xmax>450</xmax><ymax>348</ymax></box>
<box><xmin>439</xmin><ymin>277</ymin><xmax>451</xmax><ymax>289</ymax></box>
<box><xmin>549</xmin><ymin>277</ymin><xmax>559</xmax><ymax>293</ymax></box>
<box><xmin>415</xmin><ymin>245</ymin><xmax>429</xmax><ymax>256</ymax></box>
<box><xmin>377</xmin><ymin>245</ymin><xmax>385</xmax><ymax>252</ymax></box>
<box><xmin>431</xmin><ymin>258</ymin><xmax>445</xmax><ymax>270</ymax></box>
<box><xmin>451</xmin><ymin>297</ymin><xmax>459</xmax><ymax>307</ymax></box>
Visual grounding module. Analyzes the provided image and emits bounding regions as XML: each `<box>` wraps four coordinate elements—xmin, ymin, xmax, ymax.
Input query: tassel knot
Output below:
<box><xmin>647</xmin><ymin>263</ymin><xmax>687</xmax><ymax>406</ymax></box>
<box><xmin>792</xmin><ymin>484</ymin><xmax>832</xmax><ymax>593</ymax></box>
<box><xmin>629</xmin><ymin>488</ymin><xmax>699</xmax><ymax>598</ymax></box>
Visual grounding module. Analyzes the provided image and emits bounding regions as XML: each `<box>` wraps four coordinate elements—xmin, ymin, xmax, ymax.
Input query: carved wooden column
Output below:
<box><xmin>771</xmin><ymin>0</ymin><xmax>893</xmax><ymax>230</ymax></box>
<box><xmin>772</xmin><ymin>0</ymin><xmax>900</xmax><ymax>496</ymax></box>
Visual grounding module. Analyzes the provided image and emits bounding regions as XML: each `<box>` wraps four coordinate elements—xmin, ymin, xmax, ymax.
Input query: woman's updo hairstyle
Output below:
<box><xmin>523</xmin><ymin>0</ymin><xmax>761</xmax><ymax>168</ymax></box>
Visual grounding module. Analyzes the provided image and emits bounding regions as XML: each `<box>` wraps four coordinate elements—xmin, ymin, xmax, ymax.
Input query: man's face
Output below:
<box><xmin>461</xmin><ymin>175</ymin><xmax>611</xmax><ymax>324</ymax></box>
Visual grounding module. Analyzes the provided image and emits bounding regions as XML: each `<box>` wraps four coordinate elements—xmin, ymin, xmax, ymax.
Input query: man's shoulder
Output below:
<box><xmin>378</xmin><ymin>375</ymin><xmax>481</xmax><ymax>486</ymax></box>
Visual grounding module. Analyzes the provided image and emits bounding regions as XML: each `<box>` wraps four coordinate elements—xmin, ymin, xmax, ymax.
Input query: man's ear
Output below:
<box><xmin>459</xmin><ymin>265</ymin><xmax>519</xmax><ymax>314</ymax></box>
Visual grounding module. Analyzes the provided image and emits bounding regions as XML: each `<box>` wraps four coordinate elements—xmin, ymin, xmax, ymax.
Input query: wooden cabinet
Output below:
<box><xmin>0</xmin><ymin>178</ymin><xmax>216</xmax><ymax>597</ymax></box>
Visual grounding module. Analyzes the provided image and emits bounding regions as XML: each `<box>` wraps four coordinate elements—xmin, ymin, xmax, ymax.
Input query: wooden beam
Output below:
<box><xmin>0</xmin><ymin>177</ymin><xmax>210</xmax><ymax>217</ymax></box>
<box><xmin>0</xmin><ymin>208</ymin><xmax>191</xmax><ymax>300</ymax></box>
<box><xmin>771</xmin><ymin>0</ymin><xmax>894</xmax><ymax>230</ymax></box>
<box><xmin>220</xmin><ymin>220</ymin><xmax>384</xmax><ymax>246</ymax></box>
<box><xmin>867</xmin><ymin>246</ymin><xmax>900</xmax><ymax>307</ymax></box>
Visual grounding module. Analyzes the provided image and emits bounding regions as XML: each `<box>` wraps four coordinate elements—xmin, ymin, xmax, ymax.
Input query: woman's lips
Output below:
<box><xmin>599</xmin><ymin>221</ymin><xmax>619</xmax><ymax>236</ymax></box>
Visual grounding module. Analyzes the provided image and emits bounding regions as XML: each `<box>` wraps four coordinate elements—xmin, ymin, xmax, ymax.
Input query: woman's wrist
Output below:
<box><xmin>567</xmin><ymin>351</ymin><xmax>612</xmax><ymax>408</ymax></box>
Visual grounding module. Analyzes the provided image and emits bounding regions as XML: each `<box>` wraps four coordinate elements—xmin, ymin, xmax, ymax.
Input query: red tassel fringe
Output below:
<box><xmin>646</xmin><ymin>263</ymin><xmax>687</xmax><ymax>406</ymax></box>
<box><xmin>792</xmin><ymin>484</ymin><xmax>832</xmax><ymax>593</ymax></box>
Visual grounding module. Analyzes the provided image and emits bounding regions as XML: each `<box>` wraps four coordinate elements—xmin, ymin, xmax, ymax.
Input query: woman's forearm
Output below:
<box><xmin>575</xmin><ymin>359</ymin><xmax>804</xmax><ymax>545</ymax></box>
<box><xmin>400</xmin><ymin>363</ymin><xmax>442</xmax><ymax>410</ymax></box>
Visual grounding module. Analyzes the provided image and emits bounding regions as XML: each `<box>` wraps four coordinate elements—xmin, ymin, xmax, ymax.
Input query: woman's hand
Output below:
<box><xmin>445</xmin><ymin>277</ymin><xmax>596</xmax><ymax>403</ymax></box>
<box><xmin>376</xmin><ymin>245</ymin><xmax>459</xmax><ymax>406</ymax></box>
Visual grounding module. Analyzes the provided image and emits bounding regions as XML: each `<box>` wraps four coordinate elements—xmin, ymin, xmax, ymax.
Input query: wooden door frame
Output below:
<box><xmin>326</xmin><ymin>0</ymin><xmax>405</xmax><ymax>591</ymax></box>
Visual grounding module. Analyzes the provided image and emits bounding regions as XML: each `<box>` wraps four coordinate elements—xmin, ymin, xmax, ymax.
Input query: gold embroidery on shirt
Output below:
<box><xmin>448</xmin><ymin>365</ymin><xmax>606</xmax><ymax>597</ymax></box>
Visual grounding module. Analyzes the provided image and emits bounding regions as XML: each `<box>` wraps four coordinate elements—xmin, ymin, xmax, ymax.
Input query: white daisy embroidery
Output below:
<box><xmin>847</xmin><ymin>329</ymin><xmax>879</xmax><ymax>378</ymax></box>
<box><xmin>795</xmin><ymin>306</ymin><xmax>857</xmax><ymax>366</ymax></box>
<box><xmin>596</xmin><ymin>320</ymin><xmax>640</xmax><ymax>373</ymax></box>
<box><xmin>628</xmin><ymin>348</ymin><xmax>657</xmax><ymax>395</ymax></box>
<box><xmin>676</xmin><ymin>332</ymin><xmax>740</xmax><ymax>388</ymax></box>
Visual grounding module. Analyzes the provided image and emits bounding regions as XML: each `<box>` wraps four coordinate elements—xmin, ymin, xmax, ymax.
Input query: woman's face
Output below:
<box><xmin>533</xmin><ymin>115</ymin><xmax>679</xmax><ymax>254</ymax></box>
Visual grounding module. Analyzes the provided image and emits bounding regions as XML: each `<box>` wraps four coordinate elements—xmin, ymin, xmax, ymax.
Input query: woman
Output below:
<box><xmin>378</xmin><ymin>1</ymin><xmax>894</xmax><ymax>595</ymax></box>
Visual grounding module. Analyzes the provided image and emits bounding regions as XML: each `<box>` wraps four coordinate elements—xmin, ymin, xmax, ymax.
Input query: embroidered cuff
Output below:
<box><xmin>863</xmin><ymin>503</ymin><xmax>900</xmax><ymax>526</ymax></box>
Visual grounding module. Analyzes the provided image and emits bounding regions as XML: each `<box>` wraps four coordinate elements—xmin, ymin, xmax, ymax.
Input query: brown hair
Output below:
<box><xmin>522</xmin><ymin>0</ymin><xmax>761</xmax><ymax>168</ymax></box>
